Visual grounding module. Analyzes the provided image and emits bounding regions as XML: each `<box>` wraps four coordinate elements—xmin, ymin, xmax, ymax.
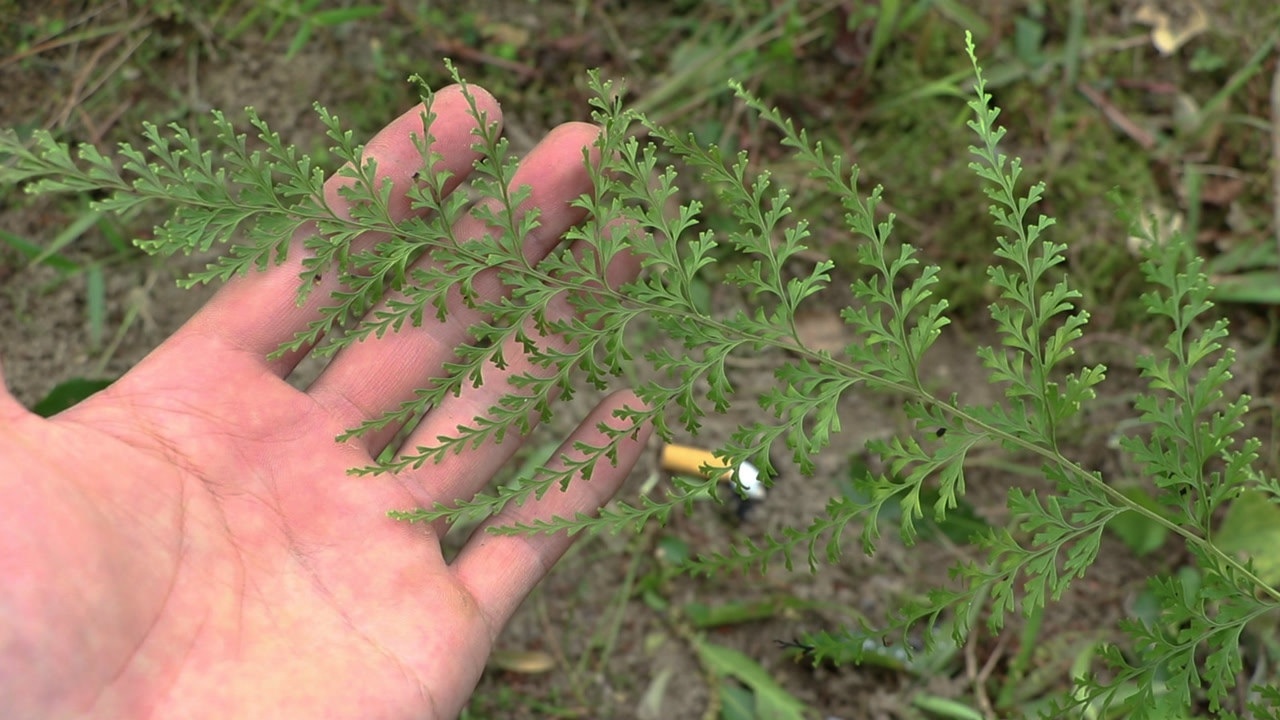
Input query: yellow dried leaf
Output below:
<box><xmin>1135</xmin><ymin>1</ymin><xmax>1209</xmax><ymax>55</ymax></box>
<box><xmin>487</xmin><ymin>649</ymin><xmax>556</xmax><ymax>674</ymax></box>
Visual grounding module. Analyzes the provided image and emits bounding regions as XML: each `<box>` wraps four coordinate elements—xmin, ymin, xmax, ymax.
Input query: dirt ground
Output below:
<box><xmin>2</xmin><ymin>2</ymin><xmax>1277</xmax><ymax>719</ymax></box>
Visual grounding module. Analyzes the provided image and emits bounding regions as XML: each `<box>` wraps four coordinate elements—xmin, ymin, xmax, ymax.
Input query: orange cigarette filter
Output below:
<box><xmin>660</xmin><ymin>443</ymin><xmax>731</xmax><ymax>479</ymax></box>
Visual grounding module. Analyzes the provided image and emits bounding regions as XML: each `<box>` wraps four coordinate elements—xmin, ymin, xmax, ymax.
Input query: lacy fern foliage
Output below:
<box><xmin>3</xmin><ymin>34</ymin><xmax>1279</xmax><ymax>717</ymax></box>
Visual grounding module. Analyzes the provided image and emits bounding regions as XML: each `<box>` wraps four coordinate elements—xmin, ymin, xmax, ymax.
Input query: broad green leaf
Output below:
<box><xmin>656</xmin><ymin>534</ymin><xmax>692</xmax><ymax>566</ymax></box>
<box><xmin>638</xmin><ymin>666</ymin><xmax>675</xmax><ymax>720</ymax></box>
<box><xmin>913</xmin><ymin>694</ymin><xmax>985</xmax><ymax>720</ymax></box>
<box><xmin>684</xmin><ymin>599</ymin><xmax>780</xmax><ymax>629</ymax></box>
<box><xmin>1106</xmin><ymin>486</ymin><xmax>1169</xmax><ymax>557</ymax></box>
<box><xmin>32</xmin><ymin>377</ymin><xmax>114</xmax><ymax>417</ymax></box>
<box><xmin>0</xmin><ymin>229</ymin><xmax>78</xmax><ymax>272</ymax></box>
<box><xmin>1216</xmin><ymin>491</ymin><xmax>1280</xmax><ymax>584</ymax></box>
<box><xmin>694</xmin><ymin>640</ymin><xmax>807</xmax><ymax>720</ymax></box>
<box><xmin>718</xmin><ymin>681</ymin><xmax>756</xmax><ymax>720</ymax></box>
<box><xmin>1208</xmin><ymin>271</ymin><xmax>1280</xmax><ymax>304</ymax></box>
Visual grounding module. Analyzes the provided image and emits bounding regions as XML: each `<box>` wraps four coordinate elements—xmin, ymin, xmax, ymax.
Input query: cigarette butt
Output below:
<box><xmin>660</xmin><ymin>444</ymin><xmax>731</xmax><ymax>478</ymax></box>
<box><xmin>659</xmin><ymin>444</ymin><xmax>767</xmax><ymax>501</ymax></box>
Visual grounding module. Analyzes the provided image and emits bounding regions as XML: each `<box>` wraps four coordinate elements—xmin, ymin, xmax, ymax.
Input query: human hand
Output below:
<box><xmin>0</xmin><ymin>85</ymin><xmax>650</xmax><ymax>719</ymax></box>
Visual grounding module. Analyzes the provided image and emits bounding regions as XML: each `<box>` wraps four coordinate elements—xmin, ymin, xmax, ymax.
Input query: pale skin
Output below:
<box><xmin>0</xmin><ymin>85</ymin><xmax>651</xmax><ymax>719</ymax></box>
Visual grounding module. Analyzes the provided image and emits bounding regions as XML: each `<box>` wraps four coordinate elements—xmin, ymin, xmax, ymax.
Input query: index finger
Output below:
<box><xmin>179</xmin><ymin>85</ymin><xmax>502</xmax><ymax>375</ymax></box>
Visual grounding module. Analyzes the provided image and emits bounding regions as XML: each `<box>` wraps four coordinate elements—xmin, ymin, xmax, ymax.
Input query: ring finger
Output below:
<box><xmin>306</xmin><ymin>122</ymin><xmax>604</xmax><ymax>453</ymax></box>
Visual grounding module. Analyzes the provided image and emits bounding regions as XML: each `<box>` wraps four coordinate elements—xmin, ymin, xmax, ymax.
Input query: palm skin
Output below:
<box><xmin>0</xmin><ymin>85</ymin><xmax>649</xmax><ymax>719</ymax></box>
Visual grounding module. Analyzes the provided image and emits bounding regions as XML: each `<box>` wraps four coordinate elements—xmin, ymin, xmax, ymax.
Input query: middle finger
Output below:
<box><xmin>306</xmin><ymin>122</ymin><xmax>602</xmax><ymax>453</ymax></box>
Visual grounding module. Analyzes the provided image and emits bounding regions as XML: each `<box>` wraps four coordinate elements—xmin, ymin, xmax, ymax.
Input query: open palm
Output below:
<box><xmin>0</xmin><ymin>86</ymin><xmax>649</xmax><ymax>719</ymax></box>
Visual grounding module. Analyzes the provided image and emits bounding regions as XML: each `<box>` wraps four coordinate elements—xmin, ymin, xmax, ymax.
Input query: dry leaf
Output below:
<box><xmin>1135</xmin><ymin>0</ymin><xmax>1209</xmax><ymax>55</ymax></box>
<box><xmin>482</xmin><ymin>21</ymin><xmax>531</xmax><ymax>50</ymax></box>
<box><xmin>488</xmin><ymin>649</ymin><xmax>556</xmax><ymax>674</ymax></box>
<box><xmin>1199</xmin><ymin>175</ymin><xmax>1246</xmax><ymax>207</ymax></box>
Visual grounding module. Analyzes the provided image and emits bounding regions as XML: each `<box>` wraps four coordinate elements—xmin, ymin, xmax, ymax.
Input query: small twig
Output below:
<box><xmin>46</xmin><ymin>30</ymin><xmax>124</xmax><ymax>131</ymax></box>
<box><xmin>1077</xmin><ymin>81</ymin><xmax>1158</xmax><ymax>151</ymax></box>
<box><xmin>432</xmin><ymin>39</ymin><xmax>538</xmax><ymax>80</ymax></box>
<box><xmin>186</xmin><ymin>43</ymin><xmax>203</xmax><ymax>118</ymax></box>
<box><xmin>75</xmin><ymin>96</ymin><xmax>134</xmax><ymax>146</ymax></box>
<box><xmin>964</xmin><ymin>630</ymin><xmax>1007</xmax><ymax>720</ymax></box>
<box><xmin>0</xmin><ymin>4</ymin><xmax>129</xmax><ymax>70</ymax></box>
<box><xmin>592</xmin><ymin>1</ymin><xmax>640</xmax><ymax>79</ymax></box>
<box><xmin>47</xmin><ymin>27</ymin><xmax>151</xmax><ymax>132</ymax></box>
<box><xmin>91</xmin><ymin>265</ymin><xmax>160</xmax><ymax>376</ymax></box>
